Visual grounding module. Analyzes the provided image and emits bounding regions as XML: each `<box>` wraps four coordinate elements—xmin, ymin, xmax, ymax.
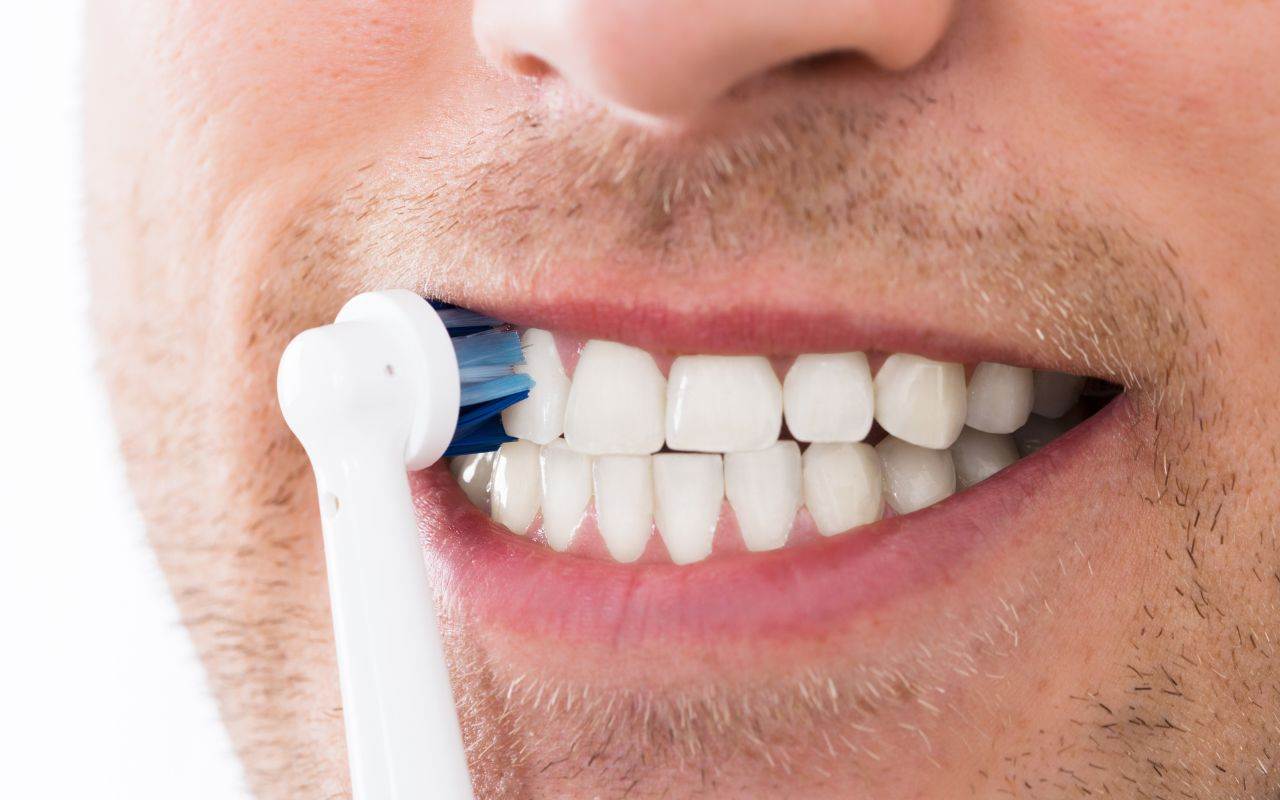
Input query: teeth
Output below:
<box><xmin>666</xmin><ymin>355</ymin><xmax>782</xmax><ymax>453</ymax></box>
<box><xmin>653</xmin><ymin>454</ymin><xmax>723</xmax><ymax>564</ymax></box>
<box><xmin>538</xmin><ymin>439</ymin><xmax>593</xmax><ymax>551</ymax></box>
<box><xmin>456</xmin><ymin>335</ymin><xmax>1104</xmax><ymax>564</ymax></box>
<box><xmin>802</xmin><ymin>443</ymin><xmax>884</xmax><ymax>536</ymax></box>
<box><xmin>873</xmin><ymin>354</ymin><xmax>967</xmax><ymax>450</ymax></box>
<box><xmin>1031</xmin><ymin>370</ymin><xmax>1086</xmax><ymax>419</ymax></box>
<box><xmin>489</xmin><ymin>440</ymin><xmax>541</xmax><ymax>534</ymax></box>
<box><xmin>782</xmin><ymin>353</ymin><xmax>874</xmax><ymax>443</ymax></box>
<box><xmin>950</xmin><ymin>427</ymin><xmax>1018</xmax><ymax>489</ymax></box>
<box><xmin>724</xmin><ymin>442</ymin><xmax>802</xmax><ymax>552</ymax></box>
<box><xmin>965</xmin><ymin>362</ymin><xmax>1033</xmax><ymax>435</ymax></box>
<box><xmin>500</xmin><ymin>328</ymin><xmax>569</xmax><ymax>444</ymax></box>
<box><xmin>564</xmin><ymin>340</ymin><xmax>667</xmax><ymax>455</ymax></box>
<box><xmin>450</xmin><ymin>451</ymin><xmax>495</xmax><ymax>513</ymax></box>
<box><xmin>876</xmin><ymin>435</ymin><xmax>956</xmax><ymax>515</ymax></box>
<box><xmin>593</xmin><ymin>455</ymin><xmax>654</xmax><ymax>563</ymax></box>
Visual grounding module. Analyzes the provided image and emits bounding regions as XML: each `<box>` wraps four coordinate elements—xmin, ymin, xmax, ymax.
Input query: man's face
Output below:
<box><xmin>86</xmin><ymin>2</ymin><xmax>1280</xmax><ymax>797</ymax></box>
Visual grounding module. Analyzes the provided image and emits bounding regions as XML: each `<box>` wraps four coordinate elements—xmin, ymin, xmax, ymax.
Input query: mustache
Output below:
<box><xmin>410</xmin><ymin>90</ymin><xmax>957</xmax><ymax>261</ymax></box>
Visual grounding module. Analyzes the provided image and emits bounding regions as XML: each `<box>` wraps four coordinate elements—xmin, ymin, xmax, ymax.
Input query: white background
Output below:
<box><xmin>1</xmin><ymin>6</ymin><xmax>251</xmax><ymax>798</ymax></box>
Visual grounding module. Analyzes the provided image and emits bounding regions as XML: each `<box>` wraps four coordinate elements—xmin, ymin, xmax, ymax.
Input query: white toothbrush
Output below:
<box><xmin>276</xmin><ymin>290</ymin><xmax>531</xmax><ymax>800</ymax></box>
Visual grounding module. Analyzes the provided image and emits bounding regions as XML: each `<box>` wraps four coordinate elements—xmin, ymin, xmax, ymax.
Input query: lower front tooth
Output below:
<box><xmin>539</xmin><ymin>439</ymin><xmax>593</xmax><ymax>552</ymax></box>
<box><xmin>802</xmin><ymin>443</ymin><xmax>883</xmax><ymax>536</ymax></box>
<box><xmin>950</xmin><ymin>427</ymin><xmax>1018</xmax><ymax>488</ymax></box>
<box><xmin>450</xmin><ymin>451</ymin><xmax>495</xmax><ymax>514</ymax></box>
<box><xmin>724</xmin><ymin>442</ymin><xmax>802</xmax><ymax>552</ymax></box>
<box><xmin>653</xmin><ymin>454</ymin><xmax>723</xmax><ymax>565</ymax></box>
<box><xmin>876</xmin><ymin>435</ymin><xmax>956</xmax><ymax>515</ymax></box>
<box><xmin>593</xmin><ymin>455</ymin><xmax>654</xmax><ymax>563</ymax></box>
<box><xmin>490</xmin><ymin>440</ymin><xmax>541</xmax><ymax>534</ymax></box>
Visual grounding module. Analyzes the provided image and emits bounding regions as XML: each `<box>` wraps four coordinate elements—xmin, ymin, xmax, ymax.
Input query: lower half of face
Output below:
<box><xmin>85</xmin><ymin>1</ymin><xmax>1280</xmax><ymax>798</ymax></box>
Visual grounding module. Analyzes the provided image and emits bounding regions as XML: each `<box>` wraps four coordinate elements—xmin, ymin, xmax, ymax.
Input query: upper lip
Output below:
<box><xmin>428</xmin><ymin>268</ymin><xmax>1114</xmax><ymax>381</ymax></box>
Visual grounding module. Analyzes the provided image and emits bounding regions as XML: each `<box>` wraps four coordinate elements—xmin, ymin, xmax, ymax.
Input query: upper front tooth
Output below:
<box><xmin>965</xmin><ymin>362</ymin><xmax>1034</xmax><ymax>434</ymax></box>
<box><xmin>873</xmin><ymin>354</ymin><xmax>967</xmax><ymax>449</ymax></box>
<box><xmin>501</xmin><ymin>328</ymin><xmax>569</xmax><ymax>445</ymax></box>
<box><xmin>724</xmin><ymin>441</ymin><xmax>802</xmax><ymax>552</ymax></box>
<box><xmin>593</xmin><ymin>455</ymin><xmax>654</xmax><ymax>563</ymax></box>
<box><xmin>490</xmin><ymin>440</ymin><xmax>541</xmax><ymax>534</ymax></box>
<box><xmin>450</xmin><ymin>451</ymin><xmax>495</xmax><ymax>514</ymax></box>
<box><xmin>782</xmin><ymin>353</ymin><xmax>874</xmax><ymax>443</ymax></box>
<box><xmin>653</xmin><ymin>454</ymin><xmax>723</xmax><ymax>565</ymax></box>
<box><xmin>950</xmin><ymin>427</ymin><xmax>1018</xmax><ymax>488</ymax></box>
<box><xmin>539</xmin><ymin>439</ymin><xmax>593</xmax><ymax>552</ymax></box>
<box><xmin>564</xmin><ymin>340</ymin><xmax>666</xmax><ymax>455</ymax></box>
<box><xmin>876</xmin><ymin>435</ymin><xmax>956</xmax><ymax>515</ymax></box>
<box><xmin>1031</xmin><ymin>370</ymin><xmax>1086</xmax><ymax>419</ymax></box>
<box><xmin>666</xmin><ymin>355</ymin><xmax>782</xmax><ymax>452</ymax></box>
<box><xmin>802</xmin><ymin>443</ymin><xmax>883</xmax><ymax>536</ymax></box>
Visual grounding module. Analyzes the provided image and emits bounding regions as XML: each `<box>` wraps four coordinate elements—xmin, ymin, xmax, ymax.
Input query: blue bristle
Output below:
<box><xmin>442</xmin><ymin>390</ymin><xmax>531</xmax><ymax>457</ymax></box>
<box><xmin>426</xmin><ymin>297</ymin><xmax>532</xmax><ymax>457</ymax></box>
<box><xmin>453</xmin><ymin>328</ymin><xmax>525</xmax><ymax>368</ymax></box>
<box><xmin>438</xmin><ymin>308</ymin><xmax>505</xmax><ymax>331</ymax></box>
<box><xmin>454</xmin><ymin>391</ymin><xmax>531</xmax><ymax>437</ymax></box>
<box><xmin>460</xmin><ymin>373</ymin><xmax>534</xmax><ymax>407</ymax></box>
<box><xmin>444</xmin><ymin>418</ymin><xmax>517</xmax><ymax>457</ymax></box>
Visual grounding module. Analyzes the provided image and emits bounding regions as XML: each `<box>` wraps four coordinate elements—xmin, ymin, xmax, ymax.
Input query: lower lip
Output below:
<box><xmin>411</xmin><ymin>398</ymin><xmax>1129</xmax><ymax>645</ymax></box>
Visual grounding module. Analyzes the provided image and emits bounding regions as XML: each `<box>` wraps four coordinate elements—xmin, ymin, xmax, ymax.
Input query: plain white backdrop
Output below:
<box><xmin>1</xmin><ymin>6</ymin><xmax>250</xmax><ymax>798</ymax></box>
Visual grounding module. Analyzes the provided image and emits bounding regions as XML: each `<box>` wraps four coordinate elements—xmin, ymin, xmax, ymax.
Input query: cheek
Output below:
<box><xmin>1034</xmin><ymin>1</ymin><xmax>1280</xmax><ymax>175</ymax></box>
<box><xmin>165</xmin><ymin>0</ymin><xmax>476</xmax><ymax>175</ymax></box>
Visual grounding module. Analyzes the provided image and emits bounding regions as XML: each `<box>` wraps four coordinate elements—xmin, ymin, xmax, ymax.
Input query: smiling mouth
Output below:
<box><xmin>444</xmin><ymin>329</ymin><xmax>1120</xmax><ymax>565</ymax></box>
<box><xmin>408</xmin><ymin>307</ymin><xmax>1128</xmax><ymax>645</ymax></box>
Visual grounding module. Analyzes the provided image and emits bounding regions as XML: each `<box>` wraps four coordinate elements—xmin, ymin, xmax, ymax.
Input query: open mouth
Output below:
<box><xmin>445</xmin><ymin>331</ymin><xmax>1119</xmax><ymax>564</ymax></box>
<box><xmin>412</xmin><ymin>314</ymin><xmax>1127</xmax><ymax>644</ymax></box>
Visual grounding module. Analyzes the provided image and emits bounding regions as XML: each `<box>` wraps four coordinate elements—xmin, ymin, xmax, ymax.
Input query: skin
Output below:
<box><xmin>85</xmin><ymin>1</ymin><xmax>1280</xmax><ymax>798</ymax></box>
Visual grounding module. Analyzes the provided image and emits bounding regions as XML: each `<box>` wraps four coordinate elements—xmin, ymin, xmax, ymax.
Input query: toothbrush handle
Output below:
<box><xmin>315</xmin><ymin>445</ymin><xmax>474</xmax><ymax>800</ymax></box>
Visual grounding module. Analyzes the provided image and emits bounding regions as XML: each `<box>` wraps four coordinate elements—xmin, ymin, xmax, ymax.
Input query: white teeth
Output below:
<box><xmin>538</xmin><ymin>439</ymin><xmax>593</xmax><ymax>552</ymax></box>
<box><xmin>489</xmin><ymin>440</ymin><xmax>541</xmax><ymax>534</ymax></box>
<box><xmin>653</xmin><ymin>454</ymin><xmax>723</xmax><ymax>565</ymax></box>
<box><xmin>1031</xmin><ymin>370</ymin><xmax>1086</xmax><ymax>419</ymax></box>
<box><xmin>802</xmin><ymin>443</ymin><xmax>884</xmax><ymax>536</ymax></box>
<box><xmin>450</xmin><ymin>451</ymin><xmax>495</xmax><ymax>513</ymax></box>
<box><xmin>782</xmin><ymin>353</ymin><xmax>874</xmax><ymax>443</ymax></box>
<box><xmin>564</xmin><ymin>340</ymin><xmax>666</xmax><ymax>455</ymax></box>
<box><xmin>666</xmin><ymin>355</ymin><xmax>782</xmax><ymax>453</ymax></box>
<box><xmin>965</xmin><ymin>362</ymin><xmax>1033</xmax><ymax>435</ymax></box>
<box><xmin>873</xmin><ymin>354</ymin><xmax>967</xmax><ymax>450</ymax></box>
<box><xmin>950</xmin><ymin>427</ymin><xmax>1018</xmax><ymax>489</ymax></box>
<box><xmin>876</xmin><ymin>435</ymin><xmax>956</xmax><ymax>515</ymax></box>
<box><xmin>724</xmin><ymin>442</ymin><xmax>802</xmax><ymax>552</ymax></box>
<box><xmin>456</xmin><ymin>335</ymin><xmax>1097</xmax><ymax>563</ymax></box>
<box><xmin>501</xmin><ymin>328</ymin><xmax>569</xmax><ymax>445</ymax></box>
<box><xmin>593</xmin><ymin>455</ymin><xmax>654</xmax><ymax>563</ymax></box>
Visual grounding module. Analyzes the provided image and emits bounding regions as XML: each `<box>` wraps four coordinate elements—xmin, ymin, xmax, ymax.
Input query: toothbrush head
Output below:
<box><xmin>277</xmin><ymin>290</ymin><xmax>531</xmax><ymax>472</ymax></box>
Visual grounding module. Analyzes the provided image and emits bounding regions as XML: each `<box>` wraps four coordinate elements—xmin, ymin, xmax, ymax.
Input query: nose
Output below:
<box><xmin>473</xmin><ymin>0</ymin><xmax>956</xmax><ymax>124</ymax></box>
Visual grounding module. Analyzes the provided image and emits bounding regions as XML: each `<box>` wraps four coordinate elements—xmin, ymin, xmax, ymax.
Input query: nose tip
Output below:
<box><xmin>473</xmin><ymin>0</ymin><xmax>955</xmax><ymax>124</ymax></box>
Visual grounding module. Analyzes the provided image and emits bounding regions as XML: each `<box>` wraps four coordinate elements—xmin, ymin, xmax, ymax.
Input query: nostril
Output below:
<box><xmin>506</xmin><ymin>52</ymin><xmax>554</xmax><ymax>79</ymax></box>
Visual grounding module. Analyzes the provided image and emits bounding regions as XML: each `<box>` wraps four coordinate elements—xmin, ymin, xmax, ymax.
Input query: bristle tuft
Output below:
<box><xmin>428</xmin><ymin>297</ymin><xmax>530</xmax><ymax>456</ymax></box>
